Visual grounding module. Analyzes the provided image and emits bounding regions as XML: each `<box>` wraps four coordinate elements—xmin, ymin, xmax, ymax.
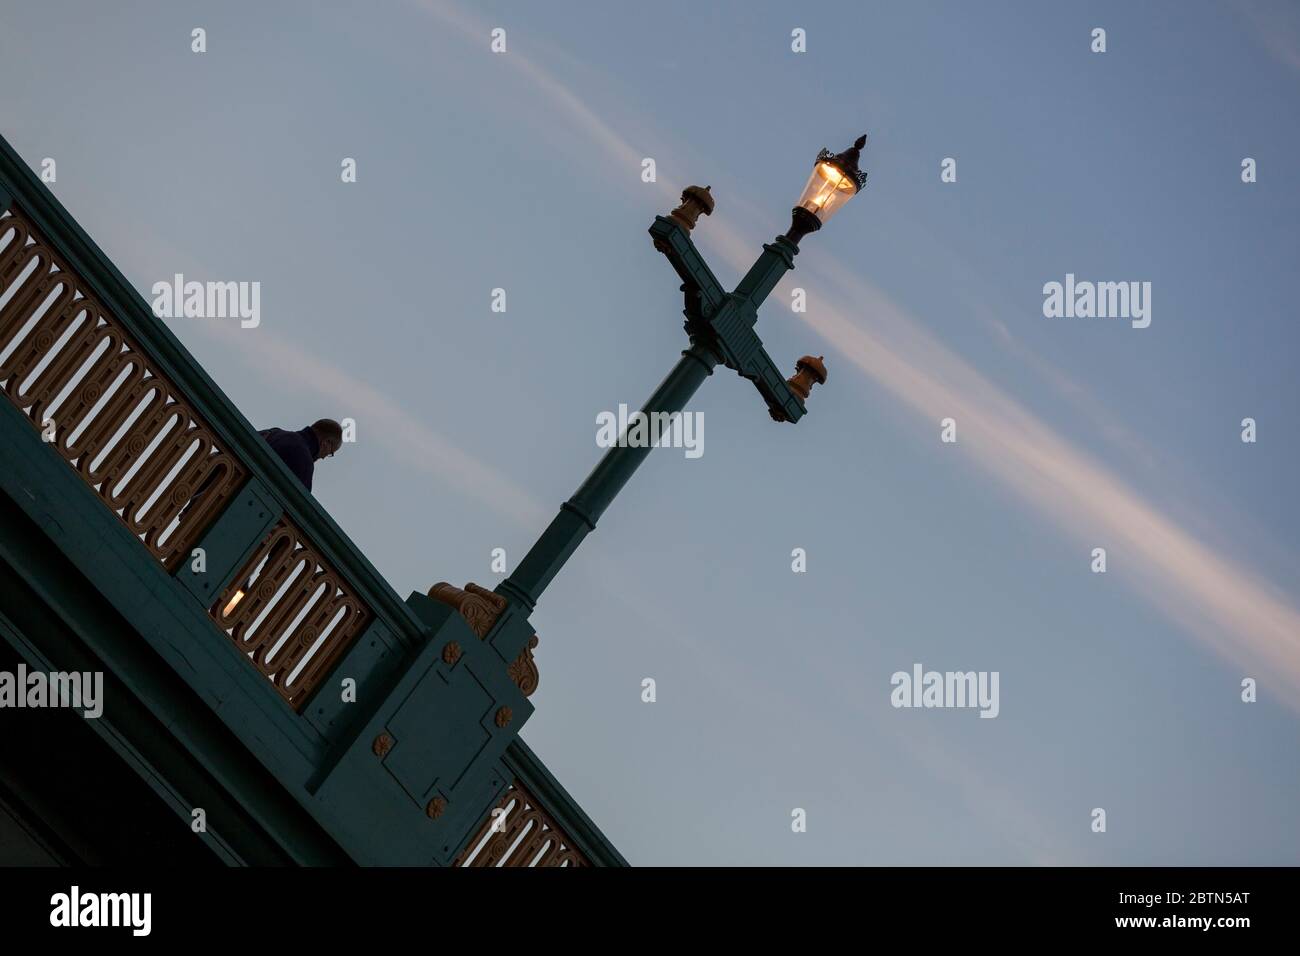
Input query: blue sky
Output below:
<box><xmin>2</xmin><ymin>0</ymin><xmax>1297</xmax><ymax>864</ymax></box>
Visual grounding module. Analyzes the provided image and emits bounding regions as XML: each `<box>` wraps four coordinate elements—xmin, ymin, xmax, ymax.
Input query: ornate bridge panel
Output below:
<box><xmin>455</xmin><ymin>778</ymin><xmax>590</xmax><ymax>867</ymax></box>
<box><xmin>0</xmin><ymin>204</ymin><xmax>244</xmax><ymax>569</ymax></box>
<box><xmin>211</xmin><ymin>519</ymin><xmax>370</xmax><ymax>710</ymax></box>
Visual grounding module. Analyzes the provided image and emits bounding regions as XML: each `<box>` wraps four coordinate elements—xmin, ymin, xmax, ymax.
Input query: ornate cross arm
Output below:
<box><xmin>495</xmin><ymin>138</ymin><xmax>864</xmax><ymax>614</ymax></box>
<box><xmin>649</xmin><ymin>187</ymin><xmax>727</xmax><ymax>319</ymax></box>
<box><xmin>649</xmin><ymin>188</ymin><xmax>828</xmax><ymax>423</ymax></box>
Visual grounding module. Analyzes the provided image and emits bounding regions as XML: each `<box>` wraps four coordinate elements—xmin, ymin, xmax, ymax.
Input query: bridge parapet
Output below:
<box><xmin>0</xmin><ymin>135</ymin><xmax>621</xmax><ymax>866</ymax></box>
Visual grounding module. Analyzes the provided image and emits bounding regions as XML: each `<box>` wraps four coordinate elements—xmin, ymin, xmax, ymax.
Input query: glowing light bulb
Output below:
<box><xmin>223</xmin><ymin>589</ymin><xmax>245</xmax><ymax>617</ymax></box>
<box><xmin>816</xmin><ymin>162</ymin><xmax>853</xmax><ymax>190</ymax></box>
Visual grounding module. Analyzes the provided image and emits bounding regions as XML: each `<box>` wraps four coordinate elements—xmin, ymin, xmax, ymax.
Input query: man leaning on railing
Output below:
<box><xmin>255</xmin><ymin>419</ymin><xmax>344</xmax><ymax>492</ymax></box>
<box><xmin>184</xmin><ymin>418</ymin><xmax>343</xmax><ymax>513</ymax></box>
<box><xmin>180</xmin><ymin>419</ymin><xmax>345</xmax><ymax>605</ymax></box>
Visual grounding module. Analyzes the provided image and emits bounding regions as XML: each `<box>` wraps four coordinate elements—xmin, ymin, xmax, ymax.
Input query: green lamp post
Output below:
<box><xmin>497</xmin><ymin>134</ymin><xmax>869</xmax><ymax>613</ymax></box>
<box><xmin>0</xmin><ymin>131</ymin><xmax>866</xmax><ymax>866</ymax></box>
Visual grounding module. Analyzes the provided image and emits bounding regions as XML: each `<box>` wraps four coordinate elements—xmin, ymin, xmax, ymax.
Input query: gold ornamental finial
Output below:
<box><xmin>668</xmin><ymin>185</ymin><xmax>715</xmax><ymax>233</ymax></box>
<box><xmin>786</xmin><ymin>355</ymin><xmax>827</xmax><ymax>401</ymax></box>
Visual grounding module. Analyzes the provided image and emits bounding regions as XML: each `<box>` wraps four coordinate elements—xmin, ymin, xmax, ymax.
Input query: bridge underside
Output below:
<box><xmin>0</xmin><ymin>488</ymin><xmax>350</xmax><ymax>866</ymax></box>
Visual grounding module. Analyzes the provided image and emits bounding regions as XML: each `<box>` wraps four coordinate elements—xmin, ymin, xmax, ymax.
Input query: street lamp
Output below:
<box><xmin>787</xmin><ymin>134</ymin><xmax>869</xmax><ymax>243</ymax></box>
<box><xmin>492</xmin><ymin>134</ymin><xmax>869</xmax><ymax>615</ymax></box>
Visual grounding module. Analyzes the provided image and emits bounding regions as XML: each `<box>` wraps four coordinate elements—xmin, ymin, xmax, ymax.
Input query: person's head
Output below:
<box><xmin>310</xmin><ymin>419</ymin><xmax>344</xmax><ymax>459</ymax></box>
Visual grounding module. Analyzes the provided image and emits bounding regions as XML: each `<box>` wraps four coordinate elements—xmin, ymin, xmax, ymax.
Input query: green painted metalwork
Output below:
<box><xmin>0</xmin><ymin>493</ymin><xmax>348</xmax><ymax>865</ymax></box>
<box><xmin>0</xmin><ymin>134</ymin><xmax>622</xmax><ymax>866</ymax></box>
<box><xmin>0</xmin><ymin>135</ymin><xmax>424</xmax><ymax>646</ymax></box>
<box><xmin>498</xmin><ymin>213</ymin><xmax>810</xmax><ymax>612</ymax></box>
<box><xmin>174</xmin><ymin>478</ymin><xmax>279</xmax><ymax>606</ymax></box>
<box><xmin>499</xmin><ymin>341</ymin><xmax>718</xmax><ymax>610</ymax></box>
<box><xmin>503</xmin><ymin>739</ymin><xmax>629</xmax><ymax>867</ymax></box>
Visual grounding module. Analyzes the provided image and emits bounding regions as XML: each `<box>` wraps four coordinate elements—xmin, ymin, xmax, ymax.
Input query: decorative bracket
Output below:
<box><xmin>648</xmin><ymin>212</ymin><xmax>823</xmax><ymax>423</ymax></box>
<box><xmin>430</xmin><ymin>582</ymin><xmax>539</xmax><ymax>697</ymax></box>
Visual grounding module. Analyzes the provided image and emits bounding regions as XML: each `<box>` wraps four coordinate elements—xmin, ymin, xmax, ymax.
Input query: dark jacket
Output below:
<box><xmin>258</xmin><ymin>426</ymin><xmax>320</xmax><ymax>490</ymax></box>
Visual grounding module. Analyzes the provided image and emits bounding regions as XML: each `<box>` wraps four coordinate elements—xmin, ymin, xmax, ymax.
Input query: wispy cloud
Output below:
<box><xmin>414</xmin><ymin>0</ymin><xmax>1300</xmax><ymax>712</ymax></box>
<box><xmin>684</xmin><ymin>169</ymin><xmax>1300</xmax><ymax>706</ymax></box>
<box><xmin>409</xmin><ymin>0</ymin><xmax>678</xmax><ymax>205</ymax></box>
<box><xmin>197</xmin><ymin>319</ymin><xmax>551</xmax><ymax>529</ymax></box>
<box><xmin>797</xmin><ymin>258</ymin><xmax>1300</xmax><ymax>704</ymax></box>
<box><xmin>1237</xmin><ymin>0</ymin><xmax>1300</xmax><ymax>73</ymax></box>
<box><xmin>405</xmin><ymin>0</ymin><xmax>1099</xmax><ymax>858</ymax></box>
<box><xmin>108</xmin><ymin>229</ymin><xmax>550</xmax><ymax>530</ymax></box>
<box><xmin>396</xmin><ymin>0</ymin><xmax>1300</xmax><ymax>863</ymax></box>
<box><xmin>978</xmin><ymin>311</ymin><xmax>1159</xmax><ymax>473</ymax></box>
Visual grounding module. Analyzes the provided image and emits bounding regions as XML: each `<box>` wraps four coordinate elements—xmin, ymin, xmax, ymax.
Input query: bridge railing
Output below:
<box><xmin>0</xmin><ymin>194</ymin><xmax>392</xmax><ymax>711</ymax></box>
<box><xmin>456</xmin><ymin>740</ymin><xmax>627</xmax><ymax>867</ymax></box>
<box><xmin>0</xmin><ymin>134</ymin><xmax>622</xmax><ymax>866</ymax></box>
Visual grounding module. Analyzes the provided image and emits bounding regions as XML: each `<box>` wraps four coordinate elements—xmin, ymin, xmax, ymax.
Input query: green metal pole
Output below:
<box><xmin>498</xmin><ymin>341</ymin><xmax>717</xmax><ymax>610</ymax></box>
